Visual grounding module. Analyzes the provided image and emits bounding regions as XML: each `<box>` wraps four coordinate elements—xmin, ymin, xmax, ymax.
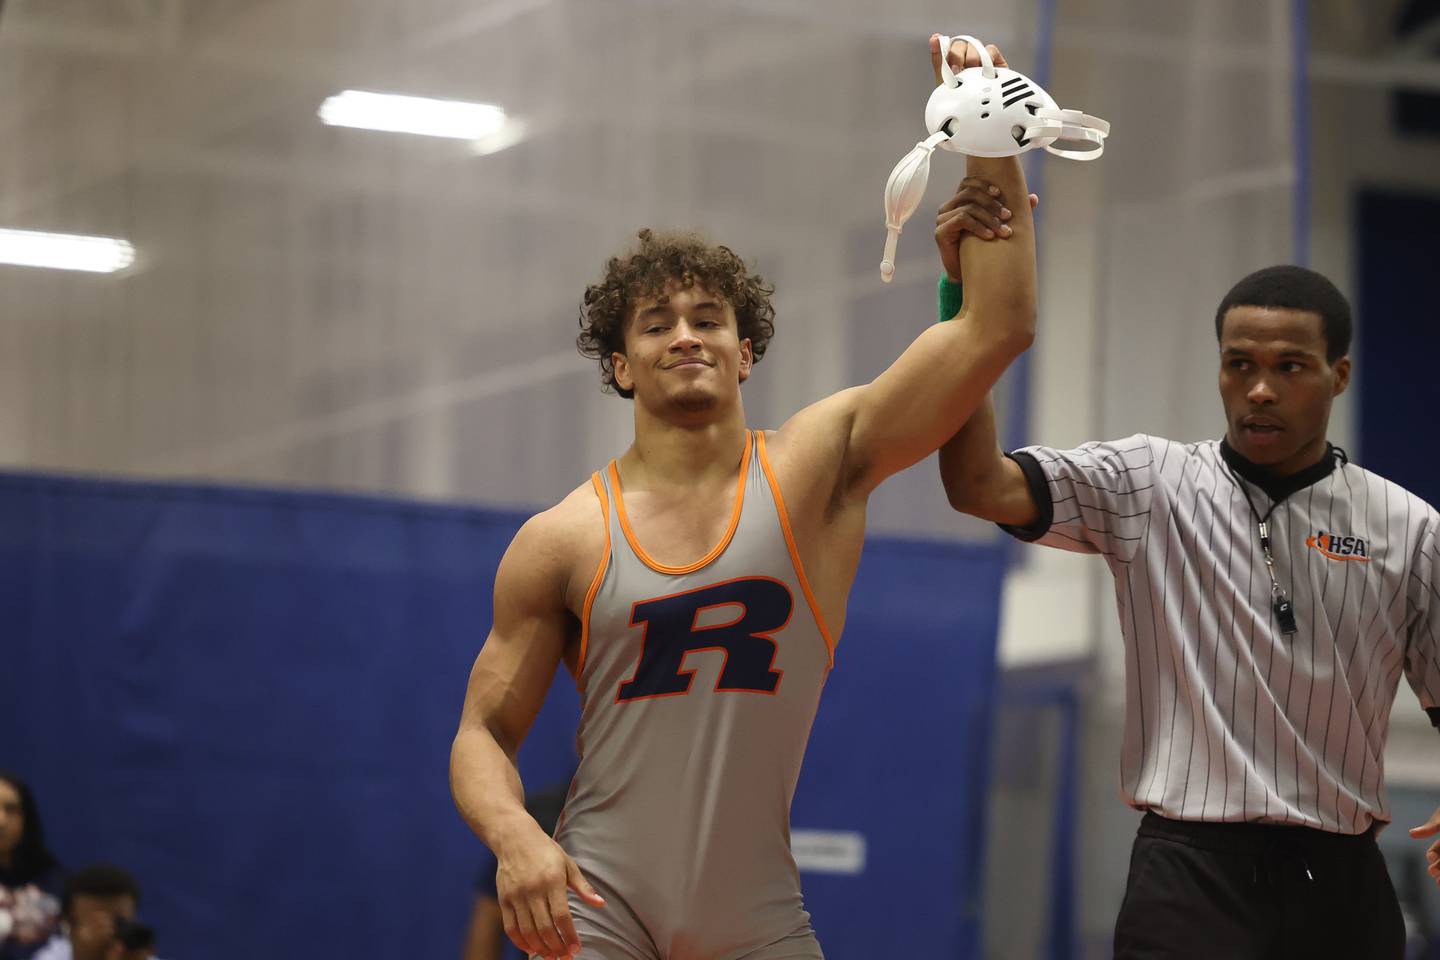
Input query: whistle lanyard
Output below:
<box><xmin>1226</xmin><ymin>467</ymin><xmax>1298</xmax><ymax>636</ymax></box>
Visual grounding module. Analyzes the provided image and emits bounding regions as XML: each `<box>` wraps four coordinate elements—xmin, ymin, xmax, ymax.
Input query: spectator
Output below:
<box><xmin>32</xmin><ymin>865</ymin><xmax>160</xmax><ymax>960</ymax></box>
<box><xmin>0</xmin><ymin>772</ymin><xmax>64</xmax><ymax>959</ymax></box>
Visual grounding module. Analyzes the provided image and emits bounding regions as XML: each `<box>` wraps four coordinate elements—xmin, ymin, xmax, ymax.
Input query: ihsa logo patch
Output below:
<box><xmin>1304</xmin><ymin>530</ymin><xmax>1372</xmax><ymax>562</ymax></box>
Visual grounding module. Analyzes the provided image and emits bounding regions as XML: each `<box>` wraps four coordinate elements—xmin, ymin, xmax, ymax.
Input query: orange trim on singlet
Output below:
<box><xmin>576</xmin><ymin>472</ymin><xmax>612</xmax><ymax>677</ymax></box>
<box><xmin>755</xmin><ymin>430</ymin><xmax>836</xmax><ymax>668</ymax></box>
<box><xmin>607</xmin><ymin>432</ymin><xmax>752</xmax><ymax>576</ymax></box>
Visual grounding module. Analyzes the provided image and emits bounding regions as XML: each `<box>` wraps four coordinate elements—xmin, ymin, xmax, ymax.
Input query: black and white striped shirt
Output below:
<box><xmin>1004</xmin><ymin>435</ymin><xmax>1440</xmax><ymax>833</ymax></box>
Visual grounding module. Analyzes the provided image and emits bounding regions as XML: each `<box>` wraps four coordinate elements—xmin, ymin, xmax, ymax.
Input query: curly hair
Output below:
<box><xmin>577</xmin><ymin>228</ymin><xmax>776</xmax><ymax>398</ymax></box>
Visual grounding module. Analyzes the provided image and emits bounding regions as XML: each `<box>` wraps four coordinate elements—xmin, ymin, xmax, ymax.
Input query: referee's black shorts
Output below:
<box><xmin>1113</xmin><ymin>812</ymin><xmax>1405</xmax><ymax>959</ymax></box>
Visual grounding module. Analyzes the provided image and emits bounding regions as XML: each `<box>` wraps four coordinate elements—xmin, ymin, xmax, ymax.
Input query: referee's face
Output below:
<box><xmin>1218</xmin><ymin>305</ymin><xmax>1351</xmax><ymax>476</ymax></box>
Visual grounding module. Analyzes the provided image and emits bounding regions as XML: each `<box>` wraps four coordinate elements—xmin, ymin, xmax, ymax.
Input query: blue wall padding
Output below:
<box><xmin>793</xmin><ymin>538</ymin><xmax>1004</xmax><ymax>959</ymax></box>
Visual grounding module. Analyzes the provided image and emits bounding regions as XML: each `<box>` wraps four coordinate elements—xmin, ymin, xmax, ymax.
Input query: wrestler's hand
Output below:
<box><xmin>496</xmin><ymin>827</ymin><xmax>604</xmax><ymax>959</ymax></box>
<box><xmin>934</xmin><ymin>179</ymin><xmax>1038</xmax><ymax>283</ymax></box>
<box><xmin>926</xmin><ymin>36</ymin><xmax>1036</xmax><ymax>283</ymax></box>
<box><xmin>929</xmin><ymin>32</ymin><xmax>1007</xmax><ymax>85</ymax></box>
<box><xmin>1409</xmin><ymin>805</ymin><xmax>1440</xmax><ymax>888</ymax></box>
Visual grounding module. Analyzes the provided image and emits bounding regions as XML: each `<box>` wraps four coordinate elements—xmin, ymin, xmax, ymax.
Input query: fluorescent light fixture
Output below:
<box><xmin>0</xmin><ymin>228</ymin><xmax>136</xmax><ymax>273</ymax></box>
<box><xmin>319</xmin><ymin>90</ymin><xmax>508</xmax><ymax>140</ymax></box>
<box><xmin>472</xmin><ymin>118</ymin><xmax>528</xmax><ymax>156</ymax></box>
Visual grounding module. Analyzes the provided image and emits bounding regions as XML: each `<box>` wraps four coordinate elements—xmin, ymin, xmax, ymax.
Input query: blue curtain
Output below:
<box><xmin>0</xmin><ymin>472</ymin><xmax>1002</xmax><ymax>959</ymax></box>
<box><xmin>793</xmin><ymin>538</ymin><xmax>1004</xmax><ymax>958</ymax></box>
<box><xmin>1356</xmin><ymin>189</ymin><xmax>1440</xmax><ymax>507</ymax></box>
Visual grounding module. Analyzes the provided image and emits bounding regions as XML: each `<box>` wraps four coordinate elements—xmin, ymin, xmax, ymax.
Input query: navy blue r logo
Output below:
<box><xmin>616</xmin><ymin>577</ymin><xmax>793</xmax><ymax>702</ymax></box>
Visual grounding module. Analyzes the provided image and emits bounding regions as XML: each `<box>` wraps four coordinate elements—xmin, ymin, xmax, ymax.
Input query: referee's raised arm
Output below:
<box><xmin>936</xmin><ymin>394</ymin><xmax>1039</xmax><ymax>528</ymax></box>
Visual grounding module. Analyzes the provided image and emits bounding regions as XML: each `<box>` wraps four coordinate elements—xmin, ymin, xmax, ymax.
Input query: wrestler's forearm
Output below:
<box><xmin>450</xmin><ymin>724</ymin><xmax>545</xmax><ymax>854</ymax></box>
<box><xmin>842</xmin><ymin>156</ymin><xmax>1034</xmax><ymax>491</ymax></box>
<box><xmin>956</xmin><ymin>154</ymin><xmax>1036</xmax><ymax>335</ymax></box>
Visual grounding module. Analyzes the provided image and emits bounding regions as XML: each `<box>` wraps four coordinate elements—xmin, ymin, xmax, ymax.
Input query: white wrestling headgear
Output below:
<box><xmin>880</xmin><ymin>34</ymin><xmax>1111</xmax><ymax>282</ymax></box>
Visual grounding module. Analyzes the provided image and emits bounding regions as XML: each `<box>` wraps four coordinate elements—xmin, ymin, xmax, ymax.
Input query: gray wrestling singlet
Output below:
<box><xmin>552</xmin><ymin>430</ymin><xmax>833</xmax><ymax>960</ymax></box>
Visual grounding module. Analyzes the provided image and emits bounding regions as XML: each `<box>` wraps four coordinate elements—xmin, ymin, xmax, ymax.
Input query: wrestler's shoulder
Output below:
<box><xmin>514</xmin><ymin>477</ymin><xmax>610</xmax><ymax>561</ymax></box>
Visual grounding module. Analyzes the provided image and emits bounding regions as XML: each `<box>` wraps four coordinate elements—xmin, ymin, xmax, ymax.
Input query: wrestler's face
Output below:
<box><xmin>1218</xmin><ymin>305</ymin><xmax>1349</xmax><ymax>476</ymax></box>
<box><xmin>613</xmin><ymin>281</ymin><xmax>752</xmax><ymax>414</ymax></box>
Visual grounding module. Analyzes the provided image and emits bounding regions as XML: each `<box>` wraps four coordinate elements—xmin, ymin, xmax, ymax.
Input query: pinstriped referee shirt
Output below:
<box><xmin>1004</xmin><ymin>435</ymin><xmax>1440</xmax><ymax>834</ymax></box>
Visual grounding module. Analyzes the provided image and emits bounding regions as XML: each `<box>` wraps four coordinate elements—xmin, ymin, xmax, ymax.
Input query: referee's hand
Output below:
<box><xmin>934</xmin><ymin>183</ymin><xmax>1038</xmax><ymax>284</ymax></box>
<box><xmin>1408</xmin><ymin>806</ymin><xmax>1440</xmax><ymax>886</ymax></box>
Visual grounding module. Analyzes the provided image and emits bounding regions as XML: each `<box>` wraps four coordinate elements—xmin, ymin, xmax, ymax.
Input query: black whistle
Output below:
<box><xmin>1274</xmin><ymin>596</ymin><xmax>1298</xmax><ymax>635</ymax></box>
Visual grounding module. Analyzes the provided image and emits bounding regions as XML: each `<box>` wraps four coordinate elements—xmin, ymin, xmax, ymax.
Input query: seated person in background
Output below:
<box><xmin>33</xmin><ymin>865</ymin><xmax>161</xmax><ymax>960</ymax></box>
<box><xmin>0</xmin><ymin>772</ymin><xmax>65</xmax><ymax>960</ymax></box>
<box><xmin>463</xmin><ymin>782</ymin><xmax>571</xmax><ymax>960</ymax></box>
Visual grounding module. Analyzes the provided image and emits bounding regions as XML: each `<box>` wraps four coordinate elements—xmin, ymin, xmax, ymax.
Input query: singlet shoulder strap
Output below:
<box><xmin>576</xmin><ymin>471</ymin><xmax>613</xmax><ymax>676</ymax></box>
<box><xmin>754</xmin><ymin>430</ymin><xmax>836</xmax><ymax>667</ymax></box>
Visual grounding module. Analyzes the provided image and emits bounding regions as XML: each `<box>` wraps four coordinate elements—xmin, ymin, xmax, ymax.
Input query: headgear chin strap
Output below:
<box><xmin>880</xmin><ymin>34</ymin><xmax>1111</xmax><ymax>282</ymax></box>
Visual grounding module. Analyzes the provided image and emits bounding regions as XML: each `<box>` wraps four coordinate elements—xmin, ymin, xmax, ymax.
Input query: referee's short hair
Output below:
<box><xmin>1214</xmin><ymin>265</ymin><xmax>1352</xmax><ymax>362</ymax></box>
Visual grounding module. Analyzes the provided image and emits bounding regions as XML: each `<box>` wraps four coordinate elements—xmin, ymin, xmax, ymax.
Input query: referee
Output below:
<box><xmin>937</xmin><ymin>264</ymin><xmax>1439</xmax><ymax>958</ymax></box>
